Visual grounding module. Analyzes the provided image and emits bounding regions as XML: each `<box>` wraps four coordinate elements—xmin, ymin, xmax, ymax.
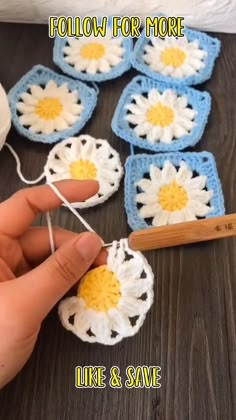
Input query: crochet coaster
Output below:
<box><xmin>125</xmin><ymin>152</ymin><xmax>225</xmax><ymax>231</ymax></box>
<box><xmin>44</xmin><ymin>134</ymin><xmax>123</xmax><ymax>208</ymax></box>
<box><xmin>130</xmin><ymin>27</ymin><xmax>221</xmax><ymax>86</ymax></box>
<box><xmin>112</xmin><ymin>75</ymin><xmax>211</xmax><ymax>152</ymax></box>
<box><xmin>53</xmin><ymin>20</ymin><xmax>133</xmax><ymax>82</ymax></box>
<box><xmin>8</xmin><ymin>65</ymin><xmax>98</xmax><ymax>144</ymax></box>
<box><xmin>58</xmin><ymin>238</ymin><xmax>154</xmax><ymax>345</ymax></box>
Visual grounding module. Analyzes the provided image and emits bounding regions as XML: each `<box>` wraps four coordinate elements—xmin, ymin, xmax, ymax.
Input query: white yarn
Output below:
<box><xmin>58</xmin><ymin>238</ymin><xmax>154</xmax><ymax>345</ymax></box>
<box><xmin>47</xmin><ymin>182</ymin><xmax>96</xmax><ymax>234</ymax></box>
<box><xmin>44</xmin><ymin>134</ymin><xmax>124</xmax><ymax>208</ymax></box>
<box><xmin>5</xmin><ymin>143</ymin><xmax>45</xmax><ymax>184</ymax></box>
<box><xmin>0</xmin><ymin>85</ymin><xmax>11</xmax><ymax>151</ymax></box>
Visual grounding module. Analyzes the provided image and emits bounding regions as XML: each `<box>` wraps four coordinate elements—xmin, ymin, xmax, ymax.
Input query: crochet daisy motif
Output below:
<box><xmin>44</xmin><ymin>135</ymin><xmax>123</xmax><ymax>208</ymax></box>
<box><xmin>125</xmin><ymin>152</ymin><xmax>225</xmax><ymax>231</ymax></box>
<box><xmin>54</xmin><ymin>27</ymin><xmax>133</xmax><ymax>82</ymax></box>
<box><xmin>112</xmin><ymin>76</ymin><xmax>211</xmax><ymax>153</ymax></box>
<box><xmin>125</xmin><ymin>88</ymin><xmax>196</xmax><ymax>144</ymax></box>
<box><xmin>136</xmin><ymin>161</ymin><xmax>213</xmax><ymax>226</ymax></box>
<box><xmin>131</xmin><ymin>28</ymin><xmax>221</xmax><ymax>86</ymax></box>
<box><xmin>143</xmin><ymin>37</ymin><xmax>207</xmax><ymax>79</ymax></box>
<box><xmin>58</xmin><ymin>239</ymin><xmax>154</xmax><ymax>345</ymax></box>
<box><xmin>8</xmin><ymin>65</ymin><xmax>98</xmax><ymax>143</ymax></box>
<box><xmin>16</xmin><ymin>80</ymin><xmax>83</xmax><ymax>135</ymax></box>
<box><xmin>64</xmin><ymin>30</ymin><xmax>124</xmax><ymax>74</ymax></box>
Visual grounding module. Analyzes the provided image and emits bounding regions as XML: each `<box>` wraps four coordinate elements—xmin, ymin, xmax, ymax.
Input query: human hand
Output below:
<box><xmin>0</xmin><ymin>180</ymin><xmax>105</xmax><ymax>388</ymax></box>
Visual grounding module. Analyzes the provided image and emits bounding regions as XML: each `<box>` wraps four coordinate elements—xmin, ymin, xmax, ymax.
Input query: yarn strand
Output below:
<box><xmin>5</xmin><ymin>142</ymin><xmax>45</xmax><ymax>184</ymax></box>
<box><xmin>47</xmin><ymin>182</ymin><xmax>96</xmax><ymax>234</ymax></box>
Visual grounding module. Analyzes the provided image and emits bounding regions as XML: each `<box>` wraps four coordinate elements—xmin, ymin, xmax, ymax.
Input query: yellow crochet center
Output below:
<box><xmin>35</xmin><ymin>97</ymin><xmax>63</xmax><ymax>120</ymax></box>
<box><xmin>161</xmin><ymin>47</ymin><xmax>186</xmax><ymax>68</ymax></box>
<box><xmin>78</xmin><ymin>265</ymin><xmax>121</xmax><ymax>312</ymax></box>
<box><xmin>69</xmin><ymin>160</ymin><xmax>97</xmax><ymax>180</ymax></box>
<box><xmin>80</xmin><ymin>42</ymin><xmax>106</xmax><ymax>60</ymax></box>
<box><xmin>146</xmin><ymin>102</ymin><xmax>174</xmax><ymax>127</ymax></box>
<box><xmin>158</xmin><ymin>181</ymin><xmax>188</xmax><ymax>211</ymax></box>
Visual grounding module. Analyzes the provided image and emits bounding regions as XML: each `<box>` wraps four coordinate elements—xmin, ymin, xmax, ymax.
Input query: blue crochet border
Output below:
<box><xmin>8</xmin><ymin>65</ymin><xmax>98</xmax><ymax>144</ymax></box>
<box><xmin>112</xmin><ymin>75</ymin><xmax>211</xmax><ymax>153</ymax></box>
<box><xmin>130</xmin><ymin>27</ymin><xmax>221</xmax><ymax>86</ymax></box>
<box><xmin>53</xmin><ymin>18</ymin><xmax>133</xmax><ymax>82</ymax></box>
<box><xmin>125</xmin><ymin>151</ymin><xmax>225</xmax><ymax>231</ymax></box>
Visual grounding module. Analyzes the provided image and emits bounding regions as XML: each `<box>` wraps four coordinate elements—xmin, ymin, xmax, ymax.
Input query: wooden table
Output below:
<box><xmin>0</xmin><ymin>23</ymin><xmax>236</xmax><ymax>420</ymax></box>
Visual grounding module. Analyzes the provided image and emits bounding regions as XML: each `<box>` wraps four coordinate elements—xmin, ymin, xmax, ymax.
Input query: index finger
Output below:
<box><xmin>0</xmin><ymin>180</ymin><xmax>99</xmax><ymax>237</ymax></box>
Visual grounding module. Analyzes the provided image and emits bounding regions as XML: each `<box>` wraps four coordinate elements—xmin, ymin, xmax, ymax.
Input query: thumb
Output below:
<box><xmin>15</xmin><ymin>232</ymin><xmax>102</xmax><ymax>323</ymax></box>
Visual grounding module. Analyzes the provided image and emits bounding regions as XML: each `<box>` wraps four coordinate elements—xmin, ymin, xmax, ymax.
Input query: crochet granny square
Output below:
<box><xmin>112</xmin><ymin>75</ymin><xmax>211</xmax><ymax>152</ymax></box>
<box><xmin>131</xmin><ymin>27</ymin><xmax>221</xmax><ymax>86</ymax></box>
<box><xmin>8</xmin><ymin>65</ymin><xmax>98</xmax><ymax>144</ymax></box>
<box><xmin>59</xmin><ymin>238</ymin><xmax>154</xmax><ymax>345</ymax></box>
<box><xmin>125</xmin><ymin>152</ymin><xmax>225</xmax><ymax>231</ymax></box>
<box><xmin>53</xmin><ymin>19</ymin><xmax>133</xmax><ymax>82</ymax></box>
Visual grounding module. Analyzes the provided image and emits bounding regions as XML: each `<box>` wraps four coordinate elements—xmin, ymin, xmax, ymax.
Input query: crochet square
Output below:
<box><xmin>130</xmin><ymin>27</ymin><xmax>221</xmax><ymax>86</ymax></box>
<box><xmin>112</xmin><ymin>75</ymin><xmax>211</xmax><ymax>152</ymax></box>
<box><xmin>125</xmin><ymin>152</ymin><xmax>225</xmax><ymax>231</ymax></box>
<box><xmin>53</xmin><ymin>19</ymin><xmax>133</xmax><ymax>82</ymax></box>
<box><xmin>8</xmin><ymin>65</ymin><xmax>98</xmax><ymax>144</ymax></box>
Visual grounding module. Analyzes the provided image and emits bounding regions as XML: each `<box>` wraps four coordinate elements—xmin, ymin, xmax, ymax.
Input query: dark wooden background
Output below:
<box><xmin>0</xmin><ymin>23</ymin><xmax>236</xmax><ymax>420</ymax></box>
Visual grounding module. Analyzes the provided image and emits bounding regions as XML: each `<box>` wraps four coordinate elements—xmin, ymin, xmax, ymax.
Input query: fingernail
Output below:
<box><xmin>76</xmin><ymin>233</ymin><xmax>102</xmax><ymax>263</ymax></box>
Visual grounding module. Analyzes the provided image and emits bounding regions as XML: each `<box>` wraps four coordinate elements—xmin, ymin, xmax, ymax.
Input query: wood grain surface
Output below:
<box><xmin>0</xmin><ymin>23</ymin><xmax>236</xmax><ymax>420</ymax></box>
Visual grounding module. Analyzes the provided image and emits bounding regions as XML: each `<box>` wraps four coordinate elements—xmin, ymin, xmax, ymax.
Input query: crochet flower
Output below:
<box><xmin>16</xmin><ymin>80</ymin><xmax>83</xmax><ymax>135</ymax></box>
<box><xmin>58</xmin><ymin>239</ymin><xmax>154</xmax><ymax>345</ymax></box>
<box><xmin>44</xmin><ymin>135</ymin><xmax>123</xmax><ymax>208</ymax></box>
<box><xmin>143</xmin><ymin>37</ymin><xmax>207</xmax><ymax>79</ymax></box>
<box><xmin>63</xmin><ymin>29</ymin><xmax>125</xmax><ymax>75</ymax></box>
<box><xmin>136</xmin><ymin>160</ymin><xmax>213</xmax><ymax>226</ymax></box>
<box><xmin>125</xmin><ymin>88</ymin><xmax>196</xmax><ymax>144</ymax></box>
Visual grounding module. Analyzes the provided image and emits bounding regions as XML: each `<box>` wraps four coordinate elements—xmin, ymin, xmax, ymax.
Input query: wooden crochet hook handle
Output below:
<box><xmin>128</xmin><ymin>214</ymin><xmax>236</xmax><ymax>251</ymax></box>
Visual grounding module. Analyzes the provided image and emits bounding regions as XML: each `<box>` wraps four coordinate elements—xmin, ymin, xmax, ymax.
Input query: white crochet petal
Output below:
<box><xmin>136</xmin><ymin>192</ymin><xmax>157</xmax><ymax>205</ymax></box>
<box><xmin>161</xmin><ymin>161</ymin><xmax>177</xmax><ymax>182</ymax></box>
<box><xmin>30</xmin><ymin>85</ymin><xmax>44</xmax><ymax>99</ymax></box>
<box><xmin>188</xmin><ymin>189</ymin><xmax>213</xmax><ymax>204</ymax></box>
<box><xmin>186</xmin><ymin>175</ymin><xmax>207</xmax><ymax>190</ymax></box>
<box><xmin>108</xmin><ymin>309</ymin><xmax>133</xmax><ymax>335</ymax></box>
<box><xmin>188</xmin><ymin>200</ymin><xmax>212</xmax><ymax>217</ymax></box>
<box><xmin>139</xmin><ymin>203</ymin><xmax>161</xmax><ymax>219</ymax></box>
<box><xmin>89</xmin><ymin>312</ymin><xmax>112</xmax><ymax>342</ymax></box>
<box><xmin>136</xmin><ymin>178</ymin><xmax>154</xmax><ymax>193</ymax></box>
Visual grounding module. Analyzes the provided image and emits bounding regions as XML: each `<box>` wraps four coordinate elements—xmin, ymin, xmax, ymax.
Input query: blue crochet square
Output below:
<box><xmin>8</xmin><ymin>65</ymin><xmax>98</xmax><ymax>144</ymax></box>
<box><xmin>130</xmin><ymin>27</ymin><xmax>220</xmax><ymax>86</ymax></box>
<box><xmin>112</xmin><ymin>76</ymin><xmax>211</xmax><ymax>152</ymax></box>
<box><xmin>53</xmin><ymin>18</ymin><xmax>133</xmax><ymax>82</ymax></box>
<box><xmin>125</xmin><ymin>152</ymin><xmax>225</xmax><ymax>231</ymax></box>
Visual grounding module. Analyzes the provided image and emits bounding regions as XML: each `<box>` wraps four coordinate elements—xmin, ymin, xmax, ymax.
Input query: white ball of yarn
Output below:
<box><xmin>0</xmin><ymin>84</ymin><xmax>11</xmax><ymax>151</ymax></box>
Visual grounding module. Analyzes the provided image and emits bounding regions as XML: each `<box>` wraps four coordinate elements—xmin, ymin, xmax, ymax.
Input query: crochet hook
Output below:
<box><xmin>128</xmin><ymin>214</ymin><xmax>236</xmax><ymax>251</ymax></box>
